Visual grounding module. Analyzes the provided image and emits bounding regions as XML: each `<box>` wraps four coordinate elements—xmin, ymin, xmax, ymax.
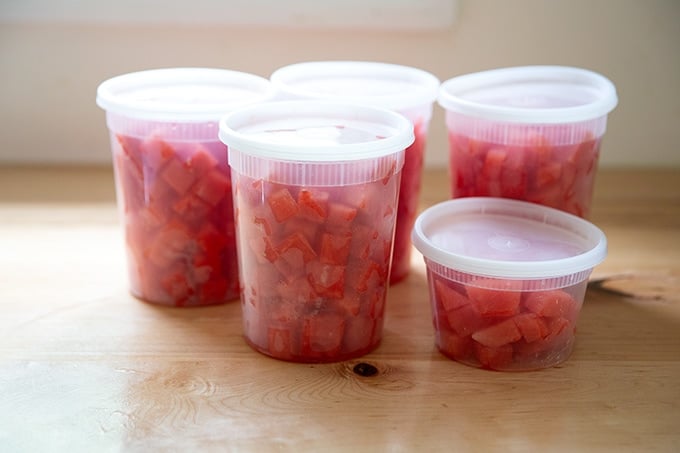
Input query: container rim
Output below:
<box><xmin>437</xmin><ymin>65</ymin><xmax>618</xmax><ymax>124</ymax></box>
<box><xmin>270</xmin><ymin>61</ymin><xmax>441</xmax><ymax>112</ymax></box>
<box><xmin>219</xmin><ymin>100</ymin><xmax>415</xmax><ymax>162</ymax></box>
<box><xmin>96</xmin><ymin>67</ymin><xmax>276</xmax><ymax>122</ymax></box>
<box><xmin>412</xmin><ymin>197</ymin><xmax>607</xmax><ymax>279</ymax></box>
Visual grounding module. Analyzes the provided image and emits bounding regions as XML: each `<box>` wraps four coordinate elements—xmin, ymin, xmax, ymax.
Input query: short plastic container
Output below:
<box><xmin>219</xmin><ymin>101</ymin><xmax>414</xmax><ymax>362</ymax></box>
<box><xmin>270</xmin><ymin>61</ymin><xmax>440</xmax><ymax>284</ymax></box>
<box><xmin>96</xmin><ymin>67</ymin><xmax>275</xmax><ymax>307</ymax></box>
<box><xmin>438</xmin><ymin>66</ymin><xmax>618</xmax><ymax>218</ymax></box>
<box><xmin>412</xmin><ymin>197</ymin><xmax>607</xmax><ymax>371</ymax></box>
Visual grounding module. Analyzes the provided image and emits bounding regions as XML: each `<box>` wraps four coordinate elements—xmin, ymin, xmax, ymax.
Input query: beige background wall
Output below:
<box><xmin>0</xmin><ymin>0</ymin><xmax>678</xmax><ymax>168</ymax></box>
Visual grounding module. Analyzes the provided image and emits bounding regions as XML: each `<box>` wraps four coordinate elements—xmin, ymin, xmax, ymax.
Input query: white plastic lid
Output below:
<box><xmin>219</xmin><ymin>100</ymin><xmax>414</xmax><ymax>162</ymax></box>
<box><xmin>412</xmin><ymin>197</ymin><xmax>607</xmax><ymax>280</ymax></box>
<box><xmin>270</xmin><ymin>61</ymin><xmax>440</xmax><ymax>112</ymax></box>
<box><xmin>96</xmin><ymin>67</ymin><xmax>275</xmax><ymax>122</ymax></box>
<box><xmin>438</xmin><ymin>66</ymin><xmax>618</xmax><ymax>124</ymax></box>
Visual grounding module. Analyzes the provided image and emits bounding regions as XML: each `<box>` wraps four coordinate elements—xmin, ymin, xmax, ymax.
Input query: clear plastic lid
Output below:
<box><xmin>220</xmin><ymin>101</ymin><xmax>414</xmax><ymax>186</ymax></box>
<box><xmin>270</xmin><ymin>61</ymin><xmax>441</xmax><ymax>112</ymax></box>
<box><xmin>438</xmin><ymin>66</ymin><xmax>618</xmax><ymax>124</ymax></box>
<box><xmin>96</xmin><ymin>67</ymin><xmax>275</xmax><ymax>122</ymax></box>
<box><xmin>412</xmin><ymin>197</ymin><xmax>607</xmax><ymax>280</ymax></box>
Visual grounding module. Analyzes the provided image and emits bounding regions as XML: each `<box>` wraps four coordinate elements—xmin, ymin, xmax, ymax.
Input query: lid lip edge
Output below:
<box><xmin>437</xmin><ymin>65</ymin><xmax>618</xmax><ymax>124</ymax></box>
<box><xmin>270</xmin><ymin>60</ymin><xmax>441</xmax><ymax>111</ymax></box>
<box><xmin>95</xmin><ymin>67</ymin><xmax>276</xmax><ymax>121</ymax></box>
<box><xmin>218</xmin><ymin>100</ymin><xmax>416</xmax><ymax>162</ymax></box>
<box><xmin>411</xmin><ymin>197</ymin><xmax>608</xmax><ymax>280</ymax></box>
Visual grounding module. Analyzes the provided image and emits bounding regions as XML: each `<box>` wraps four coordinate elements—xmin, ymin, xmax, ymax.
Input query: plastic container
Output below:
<box><xmin>96</xmin><ymin>67</ymin><xmax>275</xmax><ymax>307</ymax></box>
<box><xmin>270</xmin><ymin>61</ymin><xmax>440</xmax><ymax>284</ymax></box>
<box><xmin>438</xmin><ymin>66</ymin><xmax>618</xmax><ymax>218</ymax></box>
<box><xmin>219</xmin><ymin>100</ymin><xmax>414</xmax><ymax>362</ymax></box>
<box><xmin>412</xmin><ymin>197</ymin><xmax>607</xmax><ymax>371</ymax></box>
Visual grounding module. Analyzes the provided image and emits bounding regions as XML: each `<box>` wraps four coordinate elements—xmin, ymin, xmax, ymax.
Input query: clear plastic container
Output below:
<box><xmin>438</xmin><ymin>66</ymin><xmax>618</xmax><ymax>218</ymax></box>
<box><xmin>96</xmin><ymin>67</ymin><xmax>275</xmax><ymax>307</ymax></box>
<box><xmin>219</xmin><ymin>100</ymin><xmax>414</xmax><ymax>362</ymax></box>
<box><xmin>270</xmin><ymin>61</ymin><xmax>440</xmax><ymax>283</ymax></box>
<box><xmin>412</xmin><ymin>197</ymin><xmax>607</xmax><ymax>371</ymax></box>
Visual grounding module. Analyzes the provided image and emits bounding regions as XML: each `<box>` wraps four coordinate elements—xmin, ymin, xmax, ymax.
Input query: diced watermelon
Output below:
<box><xmin>232</xmin><ymin>172</ymin><xmax>398</xmax><ymax>362</ymax></box>
<box><xmin>186</xmin><ymin>146</ymin><xmax>218</xmax><ymax>175</ymax></box>
<box><xmin>349</xmin><ymin>225</ymin><xmax>380</xmax><ymax>261</ymax></box>
<box><xmin>302</xmin><ymin>312</ymin><xmax>346</xmax><ymax>355</ymax></box>
<box><xmin>171</xmin><ymin>193</ymin><xmax>211</xmax><ymax>226</ymax></box>
<box><xmin>116</xmin><ymin>134</ymin><xmax>143</xmax><ymax>173</ymax></box>
<box><xmin>199</xmin><ymin>276</ymin><xmax>228</xmax><ymax>302</ymax></box>
<box><xmin>446</xmin><ymin>130</ymin><xmax>601</xmax><ymax>218</ymax></box>
<box><xmin>141</xmin><ymin>135</ymin><xmax>174</xmax><ymax>172</ymax></box>
<box><xmin>513</xmin><ymin>312</ymin><xmax>550</xmax><ymax>343</ymax></box>
<box><xmin>514</xmin><ymin>317</ymin><xmax>575</xmax><ymax>362</ymax></box>
<box><xmin>276</xmin><ymin>232</ymin><xmax>317</xmax><ymax>263</ymax></box>
<box><xmin>472</xmin><ymin>318</ymin><xmax>522</xmax><ymax>348</ymax></box>
<box><xmin>342</xmin><ymin>315</ymin><xmax>375</xmax><ymax>354</ymax></box>
<box><xmin>434</xmin><ymin>279</ymin><xmax>470</xmax><ymax>312</ymax></box>
<box><xmin>274</xmin><ymin>248</ymin><xmax>306</xmax><ymax>282</ymax></box>
<box><xmin>481</xmin><ymin>148</ymin><xmax>506</xmax><ymax>197</ymax></box>
<box><xmin>437</xmin><ymin>328</ymin><xmax>474</xmax><ymax>361</ymax></box>
<box><xmin>253</xmin><ymin>214</ymin><xmax>273</xmax><ymax>236</ymax></box>
<box><xmin>248</xmin><ymin>235</ymin><xmax>279</xmax><ymax>264</ymax></box>
<box><xmin>160</xmin><ymin>266</ymin><xmax>192</xmax><ymax>306</ymax></box>
<box><xmin>298</xmin><ymin>188</ymin><xmax>329</xmax><ymax>223</ymax></box>
<box><xmin>474</xmin><ymin>342</ymin><xmax>514</xmax><ymax>370</ymax></box>
<box><xmin>281</xmin><ymin>216</ymin><xmax>320</xmax><ymax>246</ymax></box>
<box><xmin>115</xmin><ymin>153</ymin><xmax>145</xmax><ymax>213</ymax></box>
<box><xmin>193</xmin><ymin>168</ymin><xmax>231</xmax><ymax>207</ymax></box>
<box><xmin>500</xmin><ymin>147</ymin><xmax>528</xmax><ymax>199</ymax></box>
<box><xmin>337</xmin><ymin>293</ymin><xmax>361</xmax><ymax>316</ymax></box>
<box><xmin>196</xmin><ymin>222</ymin><xmax>227</xmax><ymax>252</ymax></box>
<box><xmin>161</xmin><ymin>157</ymin><xmax>197</xmax><ymax>195</ymax></box>
<box><xmin>523</xmin><ymin>289</ymin><xmax>577</xmax><ymax>318</ymax></box>
<box><xmin>268</xmin><ymin>327</ymin><xmax>295</xmax><ymax>361</ymax></box>
<box><xmin>267</xmin><ymin>187</ymin><xmax>299</xmax><ymax>223</ymax></box>
<box><xmin>306</xmin><ymin>261</ymin><xmax>345</xmax><ymax>300</ymax></box>
<box><xmin>319</xmin><ymin>233</ymin><xmax>352</xmax><ymax>266</ymax></box>
<box><xmin>347</xmin><ymin>260</ymin><xmax>384</xmax><ymax>294</ymax></box>
<box><xmin>326</xmin><ymin>202</ymin><xmax>358</xmax><ymax>232</ymax></box>
<box><xmin>446</xmin><ymin>303</ymin><xmax>489</xmax><ymax>337</ymax></box>
<box><xmin>145</xmin><ymin>220</ymin><xmax>194</xmax><ymax>268</ymax></box>
<box><xmin>535</xmin><ymin>161</ymin><xmax>562</xmax><ymax>188</ymax></box>
<box><xmin>466</xmin><ymin>279</ymin><xmax>522</xmax><ymax>318</ymax></box>
<box><xmin>390</xmin><ymin>126</ymin><xmax>425</xmax><ymax>284</ymax></box>
<box><xmin>275</xmin><ymin>277</ymin><xmax>317</xmax><ymax>304</ymax></box>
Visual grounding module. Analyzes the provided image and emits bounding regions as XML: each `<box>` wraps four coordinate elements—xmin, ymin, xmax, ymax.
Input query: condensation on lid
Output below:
<box><xmin>412</xmin><ymin>197</ymin><xmax>607</xmax><ymax>279</ymax></box>
<box><xmin>96</xmin><ymin>67</ymin><xmax>275</xmax><ymax>122</ymax></box>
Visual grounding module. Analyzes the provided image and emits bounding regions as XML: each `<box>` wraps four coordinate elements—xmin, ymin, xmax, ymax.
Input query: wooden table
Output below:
<box><xmin>1</xmin><ymin>167</ymin><xmax>679</xmax><ymax>452</ymax></box>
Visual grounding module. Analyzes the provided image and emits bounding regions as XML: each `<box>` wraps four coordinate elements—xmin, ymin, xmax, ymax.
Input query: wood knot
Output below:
<box><xmin>352</xmin><ymin>362</ymin><xmax>379</xmax><ymax>377</ymax></box>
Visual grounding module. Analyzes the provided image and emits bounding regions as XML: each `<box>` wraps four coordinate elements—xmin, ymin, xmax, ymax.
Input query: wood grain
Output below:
<box><xmin>1</xmin><ymin>166</ymin><xmax>679</xmax><ymax>452</ymax></box>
